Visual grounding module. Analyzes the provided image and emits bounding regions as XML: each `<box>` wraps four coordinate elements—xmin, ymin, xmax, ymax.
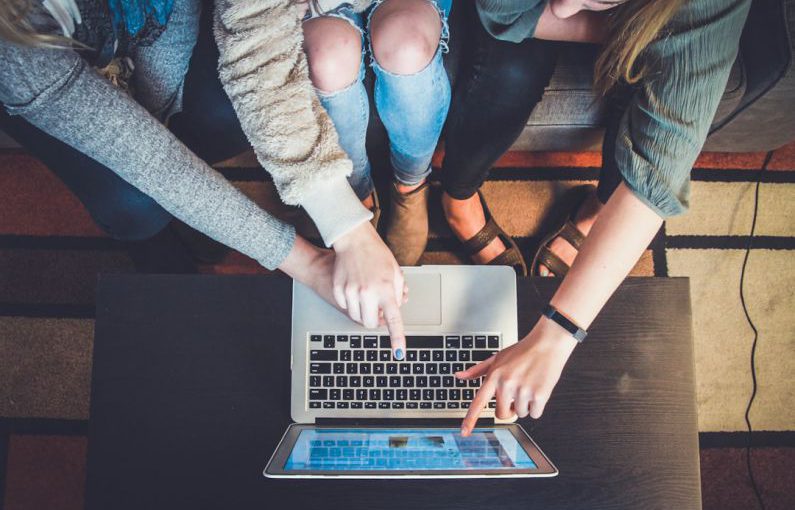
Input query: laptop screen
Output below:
<box><xmin>284</xmin><ymin>428</ymin><xmax>537</xmax><ymax>471</ymax></box>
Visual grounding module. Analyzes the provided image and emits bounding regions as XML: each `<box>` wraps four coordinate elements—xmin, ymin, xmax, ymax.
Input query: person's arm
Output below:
<box><xmin>533</xmin><ymin>3</ymin><xmax>607</xmax><ymax>43</ymax></box>
<box><xmin>459</xmin><ymin>0</ymin><xmax>752</xmax><ymax>434</ymax></box>
<box><xmin>476</xmin><ymin>0</ymin><xmax>606</xmax><ymax>44</ymax></box>
<box><xmin>213</xmin><ymin>0</ymin><xmax>407</xmax><ymax>355</ymax></box>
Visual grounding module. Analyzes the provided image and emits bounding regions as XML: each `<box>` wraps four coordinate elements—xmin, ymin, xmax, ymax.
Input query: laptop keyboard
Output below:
<box><xmin>307</xmin><ymin>334</ymin><xmax>499</xmax><ymax>411</ymax></box>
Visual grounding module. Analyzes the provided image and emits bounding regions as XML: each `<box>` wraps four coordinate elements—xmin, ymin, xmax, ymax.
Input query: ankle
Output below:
<box><xmin>395</xmin><ymin>180</ymin><xmax>425</xmax><ymax>194</ymax></box>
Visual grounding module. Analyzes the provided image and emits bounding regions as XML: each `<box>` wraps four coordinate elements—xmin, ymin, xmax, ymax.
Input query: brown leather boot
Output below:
<box><xmin>385</xmin><ymin>181</ymin><xmax>430</xmax><ymax>266</ymax></box>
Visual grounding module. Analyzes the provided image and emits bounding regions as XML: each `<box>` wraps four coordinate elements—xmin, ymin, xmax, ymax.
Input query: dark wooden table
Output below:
<box><xmin>86</xmin><ymin>274</ymin><xmax>700</xmax><ymax>510</ymax></box>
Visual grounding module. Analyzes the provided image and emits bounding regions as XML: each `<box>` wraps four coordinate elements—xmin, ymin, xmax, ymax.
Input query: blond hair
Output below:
<box><xmin>594</xmin><ymin>0</ymin><xmax>687</xmax><ymax>96</ymax></box>
<box><xmin>0</xmin><ymin>0</ymin><xmax>76</xmax><ymax>47</ymax></box>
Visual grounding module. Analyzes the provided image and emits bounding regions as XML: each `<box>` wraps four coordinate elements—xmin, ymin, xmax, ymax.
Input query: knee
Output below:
<box><xmin>304</xmin><ymin>17</ymin><xmax>363</xmax><ymax>93</ymax></box>
<box><xmin>371</xmin><ymin>0</ymin><xmax>442</xmax><ymax>75</ymax></box>
<box><xmin>91</xmin><ymin>192</ymin><xmax>172</xmax><ymax>242</ymax></box>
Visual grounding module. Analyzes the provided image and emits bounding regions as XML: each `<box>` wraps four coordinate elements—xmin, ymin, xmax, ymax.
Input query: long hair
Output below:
<box><xmin>0</xmin><ymin>0</ymin><xmax>72</xmax><ymax>47</ymax></box>
<box><xmin>594</xmin><ymin>0</ymin><xmax>687</xmax><ymax>96</ymax></box>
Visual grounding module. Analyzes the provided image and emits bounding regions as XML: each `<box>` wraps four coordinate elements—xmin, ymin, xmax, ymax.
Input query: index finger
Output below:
<box><xmin>461</xmin><ymin>377</ymin><xmax>497</xmax><ymax>437</ymax></box>
<box><xmin>382</xmin><ymin>299</ymin><xmax>406</xmax><ymax>361</ymax></box>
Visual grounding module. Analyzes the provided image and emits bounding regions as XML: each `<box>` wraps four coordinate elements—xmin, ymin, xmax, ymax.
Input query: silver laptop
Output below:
<box><xmin>265</xmin><ymin>265</ymin><xmax>558</xmax><ymax>478</ymax></box>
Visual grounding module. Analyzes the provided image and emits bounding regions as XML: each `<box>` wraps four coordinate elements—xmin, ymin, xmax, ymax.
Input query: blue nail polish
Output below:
<box><xmin>395</xmin><ymin>348</ymin><xmax>404</xmax><ymax>361</ymax></box>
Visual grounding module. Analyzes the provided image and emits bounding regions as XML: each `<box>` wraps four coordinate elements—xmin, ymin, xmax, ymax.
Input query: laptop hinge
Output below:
<box><xmin>315</xmin><ymin>418</ymin><xmax>496</xmax><ymax>427</ymax></box>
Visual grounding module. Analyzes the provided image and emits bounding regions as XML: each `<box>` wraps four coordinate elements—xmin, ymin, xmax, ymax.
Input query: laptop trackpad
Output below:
<box><xmin>402</xmin><ymin>273</ymin><xmax>442</xmax><ymax>326</ymax></box>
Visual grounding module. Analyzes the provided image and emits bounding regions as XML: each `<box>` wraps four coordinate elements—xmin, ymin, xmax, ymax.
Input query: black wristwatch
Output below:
<box><xmin>542</xmin><ymin>304</ymin><xmax>588</xmax><ymax>343</ymax></box>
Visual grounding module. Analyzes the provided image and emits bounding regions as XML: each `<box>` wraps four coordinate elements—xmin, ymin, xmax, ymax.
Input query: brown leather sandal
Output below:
<box><xmin>460</xmin><ymin>191</ymin><xmax>528</xmax><ymax>276</ymax></box>
<box><xmin>531</xmin><ymin>184</ymin><xmax>595</xmax><ymax>277</ymax></box>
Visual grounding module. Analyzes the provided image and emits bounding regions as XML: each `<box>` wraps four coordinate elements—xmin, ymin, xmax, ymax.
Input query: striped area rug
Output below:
<box><xmin>1</xmin><ymin>146</ymin><xmax>793</xmax><ymax>509</ymax></box>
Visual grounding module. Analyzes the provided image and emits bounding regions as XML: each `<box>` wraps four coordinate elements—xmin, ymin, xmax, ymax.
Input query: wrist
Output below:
<box><xmin>332</xmin><ymin>221</ymin><xmax>375</xmax><ymax>253</ymax></box>
<box><xmin>533</xmin><ymin>317</ymin><xmax>579</xmax><ymax>353</ymax></box>
<box><xmin>278</xmin><ymin>235</ymin><xmax>324</xmax><ymax>281</ymax></box>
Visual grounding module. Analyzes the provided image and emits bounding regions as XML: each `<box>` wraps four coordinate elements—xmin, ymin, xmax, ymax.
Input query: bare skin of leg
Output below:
<box><xmin>442</xmin><ymin>191</ymin><xmax>507</xmax><ymax>264</ymax></box>
<box><xmin>539</xmin><ymin>192</ymin><xmax>604</xmax><ymax>276</ymax></box>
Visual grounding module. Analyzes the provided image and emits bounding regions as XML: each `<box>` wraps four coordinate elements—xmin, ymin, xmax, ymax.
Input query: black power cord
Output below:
<box><xmin>739</xmin><ymin>151</ymin><xmax>773</xmax><ymax>510</ymax></box>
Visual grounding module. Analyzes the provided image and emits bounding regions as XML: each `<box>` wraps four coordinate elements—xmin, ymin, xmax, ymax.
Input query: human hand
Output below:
<box><xmin>457</xmin><ymin>317</ymin><xmax>578</xmax><ymax>436</ymax></box>
<box><xmin>332</xmin><ymin>222</ymin><xmax>408</xmax><ymax>359</ymax></box>
<box><xmin>278</xmin><ymin>235</ymin><xmax>344</xmax><ymax>313</ymax></box>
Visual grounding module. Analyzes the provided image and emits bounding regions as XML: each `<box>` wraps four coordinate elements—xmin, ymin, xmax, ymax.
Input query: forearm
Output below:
<box><xmin>549</xmin><ymin>183</ymin><xmax>663</xmax><ymax>329</ymax></box>
<box><xmin>534</xmin><ymin>4</ymin><xmax>607</xmax><ymax>43</ymax></box>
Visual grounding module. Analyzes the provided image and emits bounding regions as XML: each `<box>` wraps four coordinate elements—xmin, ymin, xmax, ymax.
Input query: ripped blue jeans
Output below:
<box><xmin>308</xmin><ymin>0</ymin><xmax>453</xmax><ymax>200</ymax></box>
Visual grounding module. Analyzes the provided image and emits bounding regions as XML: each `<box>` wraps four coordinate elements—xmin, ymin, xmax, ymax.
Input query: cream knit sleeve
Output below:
<box><xmin>213</xmin><ymin>0</ymin><xmax>371</xmax><ymax>246</ymax></box>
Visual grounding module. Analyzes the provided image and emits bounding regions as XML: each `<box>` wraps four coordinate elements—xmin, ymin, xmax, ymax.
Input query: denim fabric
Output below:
<box><xmin>313</xmin><ymin>0</ymin><xmax>452</xmax><ymax>199</ymax></box>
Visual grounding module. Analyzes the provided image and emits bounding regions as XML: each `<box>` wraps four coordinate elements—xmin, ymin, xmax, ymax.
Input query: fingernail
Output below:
<box><xmin>539</xmin><ymin>267</ymin><xmax>549</xmax><ymax>277</ymax></box>
<box><xmin>394</xmin><ymin>348</ymin><xmax>404</xmax><ymax>361</ymax></box>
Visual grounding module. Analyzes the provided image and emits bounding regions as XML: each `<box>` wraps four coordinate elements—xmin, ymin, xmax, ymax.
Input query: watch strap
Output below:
<box><xmin>542</xmin><ymin>304</ymin><xmax>588</xmax><ymax>342</ymax></box>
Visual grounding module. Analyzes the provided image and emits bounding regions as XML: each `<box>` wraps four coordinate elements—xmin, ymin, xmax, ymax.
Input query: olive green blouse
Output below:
<box><xmin>476</xmin><ymin>0</ymin><xmax>752</xmax><ymax>216</ymax></box>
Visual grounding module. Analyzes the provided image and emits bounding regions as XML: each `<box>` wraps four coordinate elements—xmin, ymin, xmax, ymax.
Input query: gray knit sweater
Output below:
<box><xmin>0</xmin><ymin>0</ymin><xmax>375</xmax><ymax>269</ymax></box>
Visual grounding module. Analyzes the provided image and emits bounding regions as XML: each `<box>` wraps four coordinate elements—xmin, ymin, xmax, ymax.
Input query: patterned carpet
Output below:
<box><xmin>0</xmin><ymin>145</ymin><xmax>793</xmax><ymax>509</ymax></box>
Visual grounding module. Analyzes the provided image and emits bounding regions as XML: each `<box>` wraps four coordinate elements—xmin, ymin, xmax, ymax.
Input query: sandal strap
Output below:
<box><xmin>537</xmin><ymin>246</ymin><xmax>570</xmax><ymax>277</ymax></box>
<box><xmin>488</xmin><ymin>247</ymin><xmax>526</xmax><ymax>273</ymax></box>
<box><xmin>461</xmin><ymin>217</ymin><xmax>501</xmax><ymax>257</ymax></box>
<box><xmin>560</xmin><ymin>220</ymin><xmax>586</xmax><ymax>250</ymax></box>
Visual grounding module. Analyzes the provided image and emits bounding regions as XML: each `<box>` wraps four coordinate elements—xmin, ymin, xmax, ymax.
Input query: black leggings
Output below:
<box><xmin>441</xmin><ymin>4</ymin><xmax>628</xmax><ymax>205</ymax></box>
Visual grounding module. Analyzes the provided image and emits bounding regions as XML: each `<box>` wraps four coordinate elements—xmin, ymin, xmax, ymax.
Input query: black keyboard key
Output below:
<box><xmin>417</xmin><ymin>376</ymin><xmax>428</xmax><ymax>387</ymax></box>
<box><xmin>343</xmin><ymin>389</ymin><xmax>354</xmax><ymax>400</ymax></box>
<box><xmin>412</xmin><ymin>364</ymin><xmax>424</xmax><ymax>374</ymax></box>
<box><xmin>340</xmin><ymin>351</ymin><xmax>352</xmax><ymax>361</ymax></box>
<box><xmin>336</xmin><ymin>376</ymin><xmax>348</xmax><ymax>387</ymax></box>
<box><xmin>459</xmin><ymin>351</ymin><xmax>471</xmax><ymax>362</ymax></box>
<box><xmin>373</xmin><ymin>363</ymin><xmax>385</xmax><ymax>374</ymax></box>
<box><xmin>379</xmin><ymin>336</ymin><xmax>391</xmax><ymax>348</ymax></box>
<box><xmin>323</xmin><ymin>402</ymin><xmax>335</xmax><ymax>409</ymax></box>
<box><xmin>410</xmin><ymin>389</ymin><xmax>421</xmax><ymax>400</ymax></box>
<box><xmin>475</xmin><ymin>336</ymin><xmax>487</xmax><ymax>348</ymax></box>
<box><xmin>443</xmin><ymin>376</ymin><xmax>455</xmax><ymax>388</ymax></box>
<box><xmin>420</xmin><ymin>402</ymin><xmax>432</xmax><ymax>409</ymax></box>
<box><xmin>402</xmin><ymin>376</ymin><xmax>414</xmax><ymax>387</ymax></box>
<box><xmin>379</xmin><ymin>402</ymin><xmax>390</xmax><ymax>409</ymax></box>
<box><xmin>337</xmin><ymin>402</ymin><xmax>349</xmax><ymax>408</ymax></box>
<box><xmin>422</xmin><ymin>389</ymin><xmax>434</xmax><ymax>400</ymax></box>
<box><xmin>310</xmin><ymin>363</ymin><xmax>331</xmax><ymax>374</ymax></box>
<box><xmin>346</xmin><ymin>364</ymin><xmax>358</xmax><ymax>374</ymax></box>
<box><xmin>364</xmin><ymin>336</ymin><xmax>378</xmax><ymax>349</ymax></box>
<box><xmin>463</xmin><ymin>389</ymin><xmax>474</xmax><ymax>401</ymax></box>
<box><xmin>430</xmin><ymin>376</ymin><xmax>441</xmax><ymax>387</ymax></box>
<box><xmin>406</xmin><ymin>350</ymin><xmax>418</xmax><ymax>361</ymax></box>
<box><xmin>407</xmin><ymin>402</ymin><xmax>419</xmax><ymax>409</ymax></box>
<box><xmin>369</xmin><ymin>389</ymin><xmax>381</xmax><ymax>400</ymax></box>
<box><xmin>387</xmin><ymin>363</ymin><xmax>398</xmax><ymax>374</ymax></box>
<box><xmin>432</xmin><ymin>350</ymin><xmax>444</xmax><ymax>361</ymax></box>
<box><xmin>433</xmin><ymin>402</ymin><xmax>445</xmax><ymax>409</ymax></box>
<box><xmin>456</xmin><ymin>378</ymin><xmax>468</xmax><ymax>388</ymax></box>
<box><xmin>354</xmin><ymin>351</ymin><xmax>365</xmax><ymax>362</ymax></box>
<box><xmin>360</xmin><ymin>363</ymin><xmax>372</xmax><ymax>374</ymax></box>
<box><xmin>363</xmin><ymin>376</ymin><xmax>375</xmax><ymax>387</ymax></box>
<box><xmin>310</xmin><ymin>402</ymin><xmax>321</xmax><ymax>408</ymax></box>
<box><xmin>420</xmin><ymin>351</ymin><xmax>431</xmax><ymax>361</ymax></box>
<box><xmin>324</xmin><ymin>335</ymin><xmax>335</xmax><ymax>348</ymax></box>
<box><xmin>448</xmin><ymin>402</ymin><xmax>460</xmax><ymax>409</ymax></box>
<box><xmin>356</xmin><ymin>389</ymin><xmax>368</xmax><ymax>400</ymax></box>
<box><xmin>310</xmin><ymin>335</ymin><xmax>322</xmax><ymax>342</ymax></box>
<box><xmin>365</xmin><ymin>402</ymin><xmax>377</xmax><ymax>409</ymax></box>
<box><xmin>330</xmin><ymin>389</ymin><xmax>341</xmax><ymax>400</ymax></box>
<box><xmin>393</xmin><ymin>402</ymin><xmax>405</xmax><ymax>409</ymax></box>
<box><xmin>488</xmin><ymin>401</ymin><xmax>497</xmax><ymax>408</ymax></box>
<box><xmin>450</xmin><ymin>389</ymin><xmax>461</xmax><ymax>400</ymax></box>
<box><xmin>310</xmin><ymin>376</ymin><xmax>321</xmax><ymax>387</ymax></box>
<box><xmin>333</xmin><ymin>363</ymin><xmax>345</xmax><ymax>374</ymax></box>
<box><xmin>351</xmin><ymin>402</ymin><xmax>363</xmax><ymax>409</ymax></box>
<box><xmin>469</xmin><ymin>379</ymin><xmax>480</xmax><ymax>387</ymax></box>
<box><xmin>439</xmin><ymin>363</ymin><xmax>451</xmax><ymax>374</ymax></box>
<box><xmin>445</xmin><ymin>336</ymin><xmax>460</xmax><ymax>348</ymax></box>
<box><xmin>383</xmin><ymin>389</ymin><xmax>394</xmax><ymax>400</ymax></box>
<box><xmin>377</xmin><ymin>376</ymin><xmax>388</xmax><ymax>387</ymax></box>
<box><xmin>366</xmin><ymin>351</ymin><xmax>378</xmax><ymax>361</ymax></box>
<box><xmin>350</xmin><ymin>336</ymin><xmax>362</xmax><ymax>348</ymax></box>
<box><xmin>337</xmin><ymin>335</ymin><xmax>348</xmax><ymax>343</ymax></box>
<box><xmin>323</xmin><ymin>375</ymin><xmax>334</xmax><ymax>387</ymax></box>
<box><xmin>462</xmin><ymin>336</ymin><xmax>474</xmax><ymax>348</ymax></box>
<box><xmin>426</xmin><ymin>364</ymin><xmax>438</xmax><ymax>374</ymax></box>
<box><xmin>389</xmin><ymin>376</ymin><xmax>401</xmax><ymax>387</ymax></box>
<box><xmin>350</xmin><ymin>376</ymin><xmax>361</xmax><ymax>387</ymax></box>
<box><xmin>461</xmin><ymin>402</ymin><xmax>470</xmax><ymax>409</ymax></box>
<box><xmin>472</xmin><ymin>350</ymin><xmax>493</xmax><ymax>361</ymax></box>
<box><xmin>399</xmin><ymin>364</ymin><xmax>411</xmax><ymax>374</ymax></box>
<box><xmin>406</xmin><ymin>336</ymin><xmax>444</xmax><ymax>349</ymax></box>
<box><xmin>309</xmin><ymin>389</ymin><xmax>327</xmax><ymax>400</ymax></box>
<box><xmin>379</xmin><ymin>351</ymin><xmax>391</xmax><ymax>361</ymax></box>
<box><xmin>453</xmin><ymin>363</ymin><xmax>465</xmax><ymax>373</ymax></box>
<box><xmin>445</xmin><ymin>351</ymin><xmax>457</xmax><ymax>361</ymax></box>
<box><xmin>488</xmin><ymin>336</ymin><xmax>500</xmax><ymax>348</ymax></box>
<box><xmin>396</xmin><ymin>389</ymin><xmax>408</xmax><ymax>400</ymax></box>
